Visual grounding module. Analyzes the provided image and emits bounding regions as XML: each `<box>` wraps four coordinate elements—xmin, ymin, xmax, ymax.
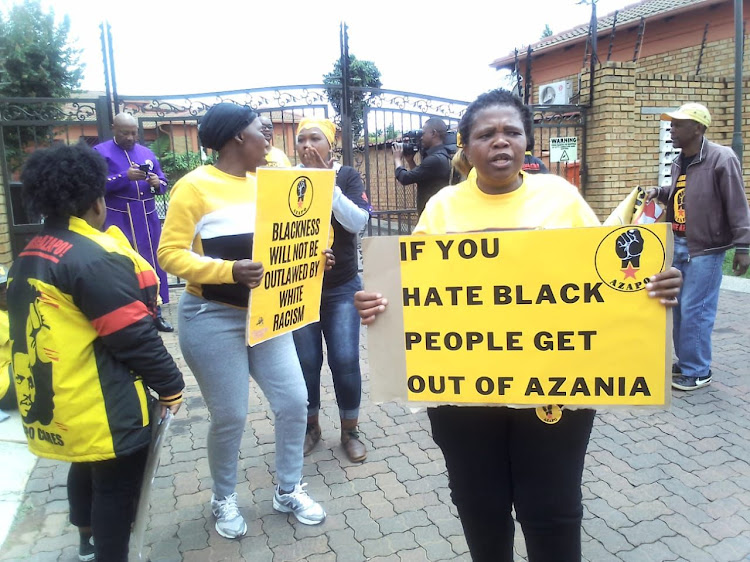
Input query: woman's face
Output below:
<box><xmin>239</xmin><ymin>119</ymin><xmax>269</xmax><ymax>171</ymax></box>
<box><xmin>296</xmin><ymin>127</ymin><xmax>331</xmax><ymax>167</ymax></box>
<box><xmin>464</xmin><ymin>104</ymin><xmax>527</xmax><ymax>195</ymax></box>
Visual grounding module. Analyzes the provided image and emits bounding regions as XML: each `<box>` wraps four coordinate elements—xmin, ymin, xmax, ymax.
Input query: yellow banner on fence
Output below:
<box><xmin>247</xmin><ymin>168</ymin><xmax>335</xmax><ymax>346</ymax></box>
<box><xmin>363</xmin><ymin>224</ymin><xmax>673</xmax><ymax>408</ymax></box>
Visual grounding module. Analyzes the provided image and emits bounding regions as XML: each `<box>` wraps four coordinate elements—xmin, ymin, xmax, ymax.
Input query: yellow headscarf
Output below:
<box><xmin>296</xmin><ymin>117</ymin><xmax>336</xmax><ymax>147</ymax></box>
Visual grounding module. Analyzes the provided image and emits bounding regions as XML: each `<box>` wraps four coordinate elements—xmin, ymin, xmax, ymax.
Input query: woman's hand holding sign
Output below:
<box><xmin>323</xmin><ymin>249</ymin><xmax>336</xmax><ymax>271</ymax></box>
<box><xmin>232</xmin><ymin>259</ymin><xmax>264</xmax><ymax>289</ymax></box>
<box><xmin>645</xmin><ymin>267</ymin><xmax>682</xmax><ymax>306</ymax></box>
<box><xmin>354</xmin><ymin>291</ymin><xmax>388</xmax><ymax>325</ymax></box>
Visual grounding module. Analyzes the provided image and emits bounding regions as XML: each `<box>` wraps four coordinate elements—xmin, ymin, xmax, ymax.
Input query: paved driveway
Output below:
<box><xmin>1</xmin><ymin>285</ymin><xmax>749</xmax><ymax>561</ymax></box>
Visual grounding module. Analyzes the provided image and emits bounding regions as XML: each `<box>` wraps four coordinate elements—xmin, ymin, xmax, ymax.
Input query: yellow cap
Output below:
<box><xmin>661</xmin><ymin>103</ymin><xmax>711</xmax><ymax>128</ymax></box>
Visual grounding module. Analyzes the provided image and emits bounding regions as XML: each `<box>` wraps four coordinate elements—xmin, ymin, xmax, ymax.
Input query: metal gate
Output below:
<box><xmin>358</xmin><ymin>88</ymin><xmax>467</xmax><ymax>235</ymax></box>
<box><xmin>0</xmin><ymin>96</ymin><xmax>110</xmax><ymax>258</ymax></box>
<box><xmin>529</xmin><ymin>104</ymin><xmax>587</xmax><ymax>193</ymax></box>
<box><xmin>1</xmin><ymin>89</ymin><xmax>586</xmax><ymax>262</ymax></box>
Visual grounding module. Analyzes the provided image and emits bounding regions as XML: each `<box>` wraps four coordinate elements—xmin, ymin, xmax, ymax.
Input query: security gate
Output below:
<box><xmin>1</xmin><ymin>88</ymin><xmax>586</xmax><ymax>262</ymax></box>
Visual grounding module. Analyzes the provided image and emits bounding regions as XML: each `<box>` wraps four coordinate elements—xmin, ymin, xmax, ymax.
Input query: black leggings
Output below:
<box><xmin>428</xmin><ymin>405</ymin><xmax>595</xmax><ymax>562</ymax></box>
<box><xmin>67</xmin><ymin>446</ymin><xmax>148</xmax><ymax>562</ymax></box>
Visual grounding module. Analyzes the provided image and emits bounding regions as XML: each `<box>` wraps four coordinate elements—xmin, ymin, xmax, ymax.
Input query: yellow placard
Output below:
<box><xmin>363</xmin><ymin>224</ymin><xmax>673</xmax><ymax>408</ymax></box>
<box><xmin>247</xmin><ymin>168</ymin><xmax>335</xmax><ymax>345</ymax></box>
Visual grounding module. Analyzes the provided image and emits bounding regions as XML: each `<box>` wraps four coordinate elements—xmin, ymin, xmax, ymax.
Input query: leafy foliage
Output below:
<box><xmin>323</xmin><ymin>54</ymin><xmax>382</xmax><ymax>145</ymax></box>
<box><xmin>149</xmin><ymin>136</ymin><xmax>213</xmax><ymax>187</ymax></box>
<box><xmin>0</xmin><ymin>0</ymin><xmax>83</xmax><ymax>98</ymax></box>
<box><xmin>368</xmin><ymin>123</ymin><xmax>399</xmax><ymax>145</ymax></box>
<box><xmin>0</xmin><ymin>0</ymin><xmax>84</xmax><ymax>170</ymax></box>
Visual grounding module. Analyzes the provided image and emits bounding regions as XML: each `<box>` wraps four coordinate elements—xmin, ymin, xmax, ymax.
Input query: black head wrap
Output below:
<box><xmin>199</xmin><ymin>103</ymin><xmax>257</xmax><ymax>151</ymax></box>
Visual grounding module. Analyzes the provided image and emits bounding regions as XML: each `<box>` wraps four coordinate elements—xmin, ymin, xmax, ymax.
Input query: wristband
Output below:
<box><xmin>158</xmin><ymin>391</ymin><xmax>183</xmax><ymax>406</ymax></box>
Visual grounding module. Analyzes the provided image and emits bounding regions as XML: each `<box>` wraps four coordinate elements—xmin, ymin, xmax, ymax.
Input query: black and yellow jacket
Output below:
<box><xmin>8</xmin><ymin>216</ymin><xmax>183</xmax><ymax>462</ymax></box>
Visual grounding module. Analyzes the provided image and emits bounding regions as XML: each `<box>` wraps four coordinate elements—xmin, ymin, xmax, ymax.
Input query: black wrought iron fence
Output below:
<box><xmin>1</xmin><ymin>89</ymin><xmax>586</xmax><ymax>271</ymax></box>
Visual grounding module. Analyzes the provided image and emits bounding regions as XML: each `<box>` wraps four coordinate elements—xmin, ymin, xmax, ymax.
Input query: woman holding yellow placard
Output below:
<box><xmin>158</xmin><ymin>104</ymin><xmax>328</xmax><ymax>539</ymax></box>
<box><xmin>292</xmin><ymin>117</ymin><xmax>372</xmax><ymax>462</ymax></box>
<box><xmin>354</xmin><ymin>89</ymin><xmax>682</xmax><ymax>562</ymax></box>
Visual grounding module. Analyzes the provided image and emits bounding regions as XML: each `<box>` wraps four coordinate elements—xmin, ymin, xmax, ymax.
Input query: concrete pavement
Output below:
<box><xmin>1</xmin><ymin>282</ymin><xmax>749</xmax><ymax>561</ymax></box>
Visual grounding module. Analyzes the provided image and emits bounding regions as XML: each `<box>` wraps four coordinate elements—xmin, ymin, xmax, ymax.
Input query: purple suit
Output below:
<box><xmin>93</xmin><ymin>140</ymin><xmax>170</xmax><ymax>304</ymax></box>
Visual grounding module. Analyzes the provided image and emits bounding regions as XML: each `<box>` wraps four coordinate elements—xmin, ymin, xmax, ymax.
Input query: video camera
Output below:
<box><xmin>400</xmin><ymin>129</ymin><xmax>423</xmax><ymax>157</ymax></box>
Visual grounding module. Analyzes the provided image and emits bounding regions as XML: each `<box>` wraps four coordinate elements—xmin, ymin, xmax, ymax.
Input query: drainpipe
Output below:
<box><xmin>731</xmin><ymin>0</ymin><xmax>743</xmax><ymax>161</ymax></box>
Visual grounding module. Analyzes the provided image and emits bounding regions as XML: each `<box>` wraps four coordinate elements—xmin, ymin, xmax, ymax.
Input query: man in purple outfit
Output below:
<box><xmin>94</xmin><ymin>113</ymin><xmax>173</xmax><ymax>332</ymax></box>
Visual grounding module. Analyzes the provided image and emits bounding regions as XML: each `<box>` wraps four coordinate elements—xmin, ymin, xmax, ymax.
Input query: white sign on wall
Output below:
<box><xmin>549</xmin><ymin>137</ymin><xmax>578</xmax><ymax>163</ymax></box>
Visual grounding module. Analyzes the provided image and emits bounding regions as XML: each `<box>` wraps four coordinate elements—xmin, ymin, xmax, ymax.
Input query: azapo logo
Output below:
<box><xmin>288</xmin><ymin>176</ymin><xmax>314</xmax><ymax>218</ymax></box>
<box><xmin>594</xmin><ymin>226</ymin><xmax>665</xmax><ymax>293</ymax></box>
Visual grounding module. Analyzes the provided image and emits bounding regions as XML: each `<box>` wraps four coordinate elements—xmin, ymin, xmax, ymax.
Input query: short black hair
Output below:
<box><xmin>423</xmin><ymin>117</ymin><xmax>448</xmax><ymax>140</ymax></box>
<box><xmin>458</xmin><ymin>89</ymin><xmax>532</xmax><ymax>148</ymax></box>
<box><xmin>21</xmin><ymin>143</ymin><xmax>107</xmax><ymax>220</ymax></box>
<box><xmin>199</xmin><ymin>103</ymin><xmax>258</xmax><ymax>151</ymax></box>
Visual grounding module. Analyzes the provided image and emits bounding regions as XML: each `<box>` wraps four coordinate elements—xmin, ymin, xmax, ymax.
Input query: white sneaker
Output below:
<box><xmin>273</xmin><ymin>482</ymin><xmax>326</xmax><ymax>525</ymax></box>
<box><xmin>211</xmin><ymin>492</ymin><xmax>247</xmax><ymax>538</ymax></box>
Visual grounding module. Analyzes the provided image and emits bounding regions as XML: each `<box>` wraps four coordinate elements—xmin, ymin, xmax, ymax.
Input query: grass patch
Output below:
<box><xmin>722</xmin><ymin>249</ymin><xmax>750</xmax><ymax>278</ymax></box>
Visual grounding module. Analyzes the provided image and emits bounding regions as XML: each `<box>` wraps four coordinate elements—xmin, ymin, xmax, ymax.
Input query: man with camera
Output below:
<box><xmin>93</xmin><ymin>112</ymin><xmax>174</xmax><ymax>332</ymax></box>
<box><xmin>393</xmin><ymin>117</ymin><xmax>453</xmax><ymax>215</ymax></box>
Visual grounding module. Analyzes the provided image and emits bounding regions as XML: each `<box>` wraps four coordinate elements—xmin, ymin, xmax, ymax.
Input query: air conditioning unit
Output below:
<box><xmin>538</xmin><ymin>81</ymin><xmax>572</xmax><ymax>105</ymax></box>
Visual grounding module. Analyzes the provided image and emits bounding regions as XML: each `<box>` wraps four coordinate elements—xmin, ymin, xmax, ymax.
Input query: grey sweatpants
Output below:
<box><xmin>178</xmin><ymin>292</ymin><xmax>307</xmax><ymax>497</ymax></box>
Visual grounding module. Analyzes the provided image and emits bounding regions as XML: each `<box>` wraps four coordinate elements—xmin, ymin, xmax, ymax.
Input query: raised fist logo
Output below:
<box><xmin>615</xmin><ymin>229</ymin><xmax>644</xmax><ymax>268</ymax></box>
<box><xmin>296</xmin><ymin>178</ymin><xmax>307</xmax><ymax>208</ymax></box>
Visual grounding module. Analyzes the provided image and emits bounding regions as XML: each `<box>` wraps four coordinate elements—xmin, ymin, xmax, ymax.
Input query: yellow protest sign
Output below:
<box><xmin>363</xmin><ymin>224</ymin><xmax>673</xmax><ymax>408</ymax></box>
<box><xmin>247</xmin><ymin>168</ymin><xmax>335</xmax><ymax>346</ymax></box>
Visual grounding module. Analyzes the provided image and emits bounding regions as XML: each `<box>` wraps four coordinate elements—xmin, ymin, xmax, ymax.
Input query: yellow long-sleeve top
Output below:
<box><xmin>158</xmin><ymin>165</ymin><xmax>256</xmax><ymax>308</ymax></box>
<box><xmin>414</xmin><ymin>168</ymin><xmax>600</xmax><ymax>234</ymax></box>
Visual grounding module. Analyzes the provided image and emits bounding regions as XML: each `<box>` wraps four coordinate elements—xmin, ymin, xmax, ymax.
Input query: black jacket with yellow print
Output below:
<box><xmin>8</xmin><ymin>216</ymin><xmax>183</xmax><ymax>462</ymax></box>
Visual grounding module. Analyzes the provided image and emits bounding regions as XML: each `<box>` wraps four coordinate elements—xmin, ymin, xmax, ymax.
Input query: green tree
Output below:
<box><xmin>0</xmin><ymin>0</ymin><xmax>84</xmax><ymax>169</ymax></box>
<box><xmin>323</xmin><ymin>54</ymin><xmax>382</xmax><ymax>145</ymax></box>
<box><xmin>541</xmin><ymin>24</ymin><xmax>554</xmax><ymax>39</ymax></box>
<box><xmin>0</xmin><ymin>0</ymin><xmax>83</xmax><ymax>98</ymax></box>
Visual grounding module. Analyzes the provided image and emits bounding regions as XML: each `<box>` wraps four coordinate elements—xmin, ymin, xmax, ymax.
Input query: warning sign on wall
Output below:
<box><xmin>550</xmin><ymin>137</ymin><xmax>578</xmax><ymax>163</ymax></box>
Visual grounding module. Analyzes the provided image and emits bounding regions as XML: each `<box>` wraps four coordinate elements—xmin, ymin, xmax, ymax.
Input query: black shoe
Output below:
<box><xmin>79</xmin><ymin>534</ymin><xmax>94</xmax><ymax>561</ymax></box>
<box><xmin>154</xmin><ymin>315</ymin><xmax>174</xmax><ymax>332</ymax></box>
<box><xmin>672</xmin><ymin>370</ymin><xmax>712</xmax><ymax>391</ymax></box>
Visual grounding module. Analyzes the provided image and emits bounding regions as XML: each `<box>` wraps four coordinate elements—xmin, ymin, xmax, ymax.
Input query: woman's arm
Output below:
<box><xmin>332</xmin><ymin>167</ymin><xmax>370</xmax><ymax>234</ymax></box>
<box><xmin>74</xmin><ymin>255</ymin><xmax>184</xmax><ymax>406</ymax></box>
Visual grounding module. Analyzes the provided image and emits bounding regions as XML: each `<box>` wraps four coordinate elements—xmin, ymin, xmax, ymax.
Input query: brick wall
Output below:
<box><xmin>0</xmin><ymin>166</ymin><xmax>9</xmax><ymax>267</ymax></box>
<box><xmin>579</xmin><ymin>61</ymin><xmax>750</xmax><ymax>221</ymax></box>
<box><xmin>637</xmin><ymin>36</ymin><xmax>750</xmax><ymax>80</ymax></box>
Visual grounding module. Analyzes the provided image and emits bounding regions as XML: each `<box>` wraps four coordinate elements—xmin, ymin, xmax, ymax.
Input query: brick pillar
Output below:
<box><xmin>581</xmin><ymin>62</ymin><xmax>637</xmax><ymax>220</ymax></box>
<box><xmin>0</xmin><ymin>165</ymin><xmax>9</xmax><ymax>267</ymax></box>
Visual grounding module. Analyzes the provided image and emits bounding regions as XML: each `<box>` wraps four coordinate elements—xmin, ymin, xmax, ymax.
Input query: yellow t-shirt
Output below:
<box><xmin>265</xmin><ymin>146</ymin><xmax>292</xmax><ymax>168</ymax></box>
<box><xmin>414</xmin><ymin>168</ymin><xmax>600</xmax><ymax>234</ymax></box>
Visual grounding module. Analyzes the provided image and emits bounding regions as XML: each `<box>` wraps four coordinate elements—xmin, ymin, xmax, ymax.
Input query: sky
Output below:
<box><xmin>3</xmin><ymin>0</ymin><xmax>637</xmax><ymax>102</ymax></box>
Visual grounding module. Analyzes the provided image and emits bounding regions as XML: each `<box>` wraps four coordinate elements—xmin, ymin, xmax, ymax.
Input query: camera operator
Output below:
<box><xmin>393</xmin><ymin>117</ymin><xmax>453</xmax><ymax>215</ymax></box>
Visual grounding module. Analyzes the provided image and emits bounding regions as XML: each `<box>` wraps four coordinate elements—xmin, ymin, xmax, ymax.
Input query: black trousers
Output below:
<box><xmin>67</xmin><ymin>446</ymin><xmax>149</xmax><ymax>562</ymax></box>
<box><xmin>428</xmin><ymin>405</ymin><xmax>595</xmax><ymax>562</ymax></box>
